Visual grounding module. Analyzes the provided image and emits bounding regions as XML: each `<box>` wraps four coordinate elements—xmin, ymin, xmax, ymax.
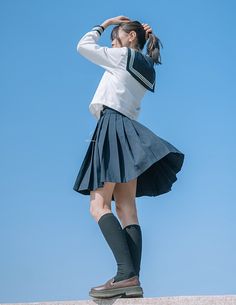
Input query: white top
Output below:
<box><xmin>76</xmin><ymin>25</ymin><xmax>156</xmax><ymax>121</ymax></box>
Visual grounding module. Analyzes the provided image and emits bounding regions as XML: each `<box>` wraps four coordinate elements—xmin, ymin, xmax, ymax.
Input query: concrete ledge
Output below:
<box><xmin>1</xmin><ymin>295</ymin><xmax>236</xmax><ymax>305</ymax></box>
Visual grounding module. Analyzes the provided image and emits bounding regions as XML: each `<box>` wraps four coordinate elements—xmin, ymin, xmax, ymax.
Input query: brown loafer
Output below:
<box><xmin>89</xmin><ymin>275</ymin><xmax>143</xmax><ymax>299</ymax></box>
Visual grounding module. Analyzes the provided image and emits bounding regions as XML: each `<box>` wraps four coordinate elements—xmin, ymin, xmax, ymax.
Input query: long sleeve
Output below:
<box><xmin>76</xmin><ymin>25</ymin><xmax>127</xmax><ymax>70</ymax></box>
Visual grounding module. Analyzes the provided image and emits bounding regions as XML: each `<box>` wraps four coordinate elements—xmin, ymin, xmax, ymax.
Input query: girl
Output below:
<box><xmin>73</xmin><ymin>15</ymin><xmax>185</xmax><ymax>299</ymax></box>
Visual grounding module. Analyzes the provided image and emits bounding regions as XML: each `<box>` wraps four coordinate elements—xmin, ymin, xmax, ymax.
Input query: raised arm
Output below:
<box><xmin>76</xmin><ymin>16</ymin><xmax>131</xmax><ymax>70</ymax></box>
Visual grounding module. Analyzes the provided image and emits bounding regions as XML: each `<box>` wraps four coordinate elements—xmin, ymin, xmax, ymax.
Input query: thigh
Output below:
<box><xmin>113</xmin><ymin>178</ymin><xmax>137</xmax><ymax>208</ymax></box>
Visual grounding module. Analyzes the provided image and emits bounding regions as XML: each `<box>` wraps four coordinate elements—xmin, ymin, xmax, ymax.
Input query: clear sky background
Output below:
<box><xmin>1</xmin><ymin>0</ymin><xmax>236</xmax><ymax>303</ymax></box>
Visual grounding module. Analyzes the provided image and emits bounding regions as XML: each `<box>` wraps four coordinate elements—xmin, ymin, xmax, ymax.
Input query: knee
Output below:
<box><xmin>115</xmin><ymin>202</ymin><xmax>137</xmax><ymax>220</ymax></box>
<box><xmin>90</xmin><ymin>204</ymin><xmax>111</xmax><ymax>222</ymax></box>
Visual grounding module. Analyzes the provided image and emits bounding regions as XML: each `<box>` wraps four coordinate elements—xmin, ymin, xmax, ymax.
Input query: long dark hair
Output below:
<box><xmin>110</xmin><ymin>20</ymin><xmax>163</xmax><ymax>65</ymax></box>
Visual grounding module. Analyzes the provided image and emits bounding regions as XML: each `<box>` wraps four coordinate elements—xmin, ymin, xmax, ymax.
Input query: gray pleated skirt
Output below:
<box><xmin>73</xmin><ymin>105</ymin><xmax>185</xmax><ymax>201</ymax></box>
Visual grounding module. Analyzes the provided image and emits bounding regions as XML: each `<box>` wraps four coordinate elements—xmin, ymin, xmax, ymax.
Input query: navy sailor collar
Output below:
<box><xmin>126</xmin><ymin>48</ymin><xmax>156</xmax><ymax>92</ymax></box>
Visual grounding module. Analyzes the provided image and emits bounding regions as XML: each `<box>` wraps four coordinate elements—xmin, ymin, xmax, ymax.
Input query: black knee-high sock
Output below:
<box><xmin>98</xmin><ymin>212</ymin><xmax>136</xmax><ymax>282</ymax></box>
<box><xmin>123</xmin><ymin>224</ymin><xmax>142</xmax><ymax>277</ymax></box>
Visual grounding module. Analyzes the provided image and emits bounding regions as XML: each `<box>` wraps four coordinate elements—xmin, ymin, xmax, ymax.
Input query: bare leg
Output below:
<box><xmin>90</xmin><ymin>182</ymin><xmax>116</xmax><ymax>222</ymax></box>
<box><xmin>113</xmin><ymin>178</ymin><xmax>139</xmax><ymax>228</ymax></box>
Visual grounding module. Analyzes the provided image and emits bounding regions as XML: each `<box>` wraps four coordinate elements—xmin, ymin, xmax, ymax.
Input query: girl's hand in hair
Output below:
<box><xmin>101</xmin><ymin>16</ymin><xmax>131</xmax><ymax>29</ymax></box>
<box><xmin>142</xmin><ymin>23</ymin><xmax>153</xmax><ymax>40</ymax></box>
<box><xmin>109</xmin><ymin>15</ymin><xmax>131</xmax><ymax>25</ymax></box>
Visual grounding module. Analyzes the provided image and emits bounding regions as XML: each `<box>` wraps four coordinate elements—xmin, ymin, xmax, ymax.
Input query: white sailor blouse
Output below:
<box><xmin>76</xmin><ymin>25</ymin><xmax>156</xmax><ymax>120</ymax></box>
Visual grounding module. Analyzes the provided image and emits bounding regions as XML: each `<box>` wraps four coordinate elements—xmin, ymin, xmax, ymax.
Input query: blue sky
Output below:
<box><xmin>1</xmin><ymin>0</ymin><xmax>236</xmax><ymax>302</ymax></box>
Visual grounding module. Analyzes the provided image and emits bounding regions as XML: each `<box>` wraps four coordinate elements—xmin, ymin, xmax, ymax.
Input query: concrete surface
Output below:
<box><xmin>1</xmin><ymin>295</ymin><xmax>236</xmax><ymax>305</ymax></box>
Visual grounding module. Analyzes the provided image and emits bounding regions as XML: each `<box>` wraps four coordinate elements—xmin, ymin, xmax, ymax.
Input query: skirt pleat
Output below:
<box><xmin>73</xmin><ymin>106</ymin><xmax>185</xmax><ymax>200</ymax></box>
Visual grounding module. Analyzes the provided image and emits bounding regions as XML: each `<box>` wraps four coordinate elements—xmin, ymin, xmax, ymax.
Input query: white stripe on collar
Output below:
<box><xmin>126</xmin><ymin>48</ymin><xmax>156</xmax><ymax>92</ymax></box>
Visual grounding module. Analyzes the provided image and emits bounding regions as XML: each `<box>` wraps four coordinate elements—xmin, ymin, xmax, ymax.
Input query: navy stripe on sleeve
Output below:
<box><xmin>92</xmin><ymin>25</ymin><xmax>105</xmax><ymax>35</ymax></box>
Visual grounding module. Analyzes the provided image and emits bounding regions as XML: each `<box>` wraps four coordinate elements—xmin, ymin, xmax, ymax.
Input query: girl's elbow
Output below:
<box><xmin>76</xmin><ymin>39</ymin><xmax>87</xmax><ymax>53</ymax></box>
<box><xmin>76</xmin><ymin>43</ymin><xmax>90</xmax><ymax>58</ymax></box>
<box><xmin>76</xmin><ymin>42</ymin><xmax>83</xmax><ymax>53</ymax></box>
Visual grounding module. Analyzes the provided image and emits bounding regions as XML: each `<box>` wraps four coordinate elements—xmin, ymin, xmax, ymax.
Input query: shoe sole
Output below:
<box><xmin>89</xmin><ymin>285</ymin><xmax>143</xmax><ymax>299</ymax></box>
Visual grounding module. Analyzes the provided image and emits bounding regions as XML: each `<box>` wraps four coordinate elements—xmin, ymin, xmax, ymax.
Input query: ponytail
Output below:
<box><xmin>146</xmin><ymin>33</ymin><xmax>163</xmax><ymax>65</ymax></box>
